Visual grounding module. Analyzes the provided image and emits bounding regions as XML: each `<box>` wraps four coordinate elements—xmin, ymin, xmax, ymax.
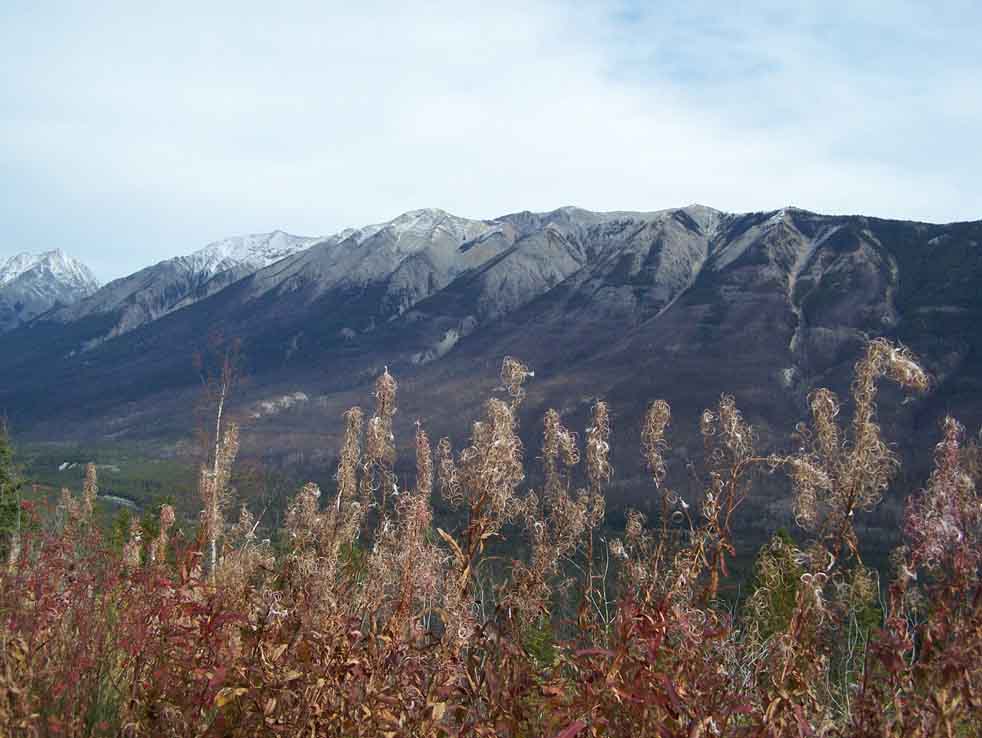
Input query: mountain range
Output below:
<box><xmin>2</xmin><ymin>205</ymin><xmax>980</xmax><ymax>512</ymax></box>
<box><xmin>34</xmin><ymin>230</ymin><xmax>321</xmax><ymax>347</ymax></box>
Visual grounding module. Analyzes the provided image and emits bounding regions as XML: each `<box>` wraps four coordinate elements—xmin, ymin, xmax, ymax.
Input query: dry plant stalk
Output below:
<box><xmin>150</xmin><ymin>504</ymin><xmax>176</xmax><ymax>565</ymax></box>
<box><xmin>81</xmin><ymin>463</ymin><xmax>98</xmax><ymax>522</ymax></box>
<box><xmin>324</xmin><ymin>406</ymin><xmax>366</xmax><ymax>558</ymax></box>
<box><xmin>218</xmin><ymin>505</ymin><xmax>274</xmax><ymax>612</ymax></box>
<box><xmin>381</xmin><ymin>422</ymin><xmax>443</xmax><ymax>636</ymax></box>
<box><xmin>360</xmin><ymin>369</ymin><xmax>397</xmax><ymax>522</ymax></box>
<box><xmin>641</xmin><ymin>399</ymin><xmax>671</xmax><ymax>489</ymax></box>
<box><xmin>698</xmin><ymin>394</ymin><xmax>761</xmax><ymax>602</ymax></box>
<box><xmin>901</xmin><ymin>415</ymin><xmax>980</xmax><ymax>588</ymax></box>
<box><xmin>57</xmin><ymin>486</ymin><xmax>78</xmax><ymax>530</ymax></box>
<box><xmin>505</xmin><ymin>409</ymin><xmax>584</xmax><ymax>626</ymax></box>
<box><xmin>436</xmin><ymin>357</ymin><xmax>530</xmax><ymax>647</ymax></box>
<box><xmin>542</xmin><ymin>409</ymin><xmax>579</xmax><ymax>501</ymax></box>
<box><xmin>791</xmin><ymin>338</ymin><xmax>930</xmax><ymax>565</ymax></box>
<box><xmin>640</xmin><ymin>399</ymin><xmax>676</xmax><ymax>587</ymax></box>
<box><xmin>578</xmin><ymin>400</ymin><xmax>611</xmax><ymax>630</ymax></box>
<box><xmin>122</xmin><ymin>518</ymin><xmax>142</xmax><ymax>569</ymax></box>
<box><xmin>500</xmin><ymin>355</ymin><xmax>533</xmax><ymax>408</ymax></box>
<box><xmin>334</xmin><ymin>407</ymin><xmax>363</xmax><ymax>514</ymax></box>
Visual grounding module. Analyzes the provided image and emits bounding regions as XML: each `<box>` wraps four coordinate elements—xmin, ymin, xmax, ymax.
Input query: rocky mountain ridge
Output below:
<box><xmin>0</xmin><ymin>206</ymin><xmax>978</xmax><ymax>496</ymax></box>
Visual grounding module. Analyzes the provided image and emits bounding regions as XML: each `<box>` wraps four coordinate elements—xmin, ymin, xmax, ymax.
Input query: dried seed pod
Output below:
<box><xmin>642</xmin><ymin>399</ymin><xmax>671</xmax><ymax>487</ymax></box>
<box><xmin>586</xmin><ymin>400</ymin><xmax>611</xmax><ymax>492</ymax></box>
<box><xmin>415</xmin><ymin>422</ymin><xmax>433</xmax><ymax>500</ymax></box>
<box><xmin>500</xmin><ymin>356</ymin><xmax>533</xmax><ymax>406</ymax></box>
<box><xmin>543</xmin><ymin>409</ymin><xmax>580</xmax><ymax>499</ymax></box>
<box><xmin>122</xmin><ymin>519</ymin><xmax>143</xmax><ymax>570</ymax></box>
<box><xmin>436</xmin><ymin>437</ymin><xmax>462</xmax><ymax>507</ymax></box>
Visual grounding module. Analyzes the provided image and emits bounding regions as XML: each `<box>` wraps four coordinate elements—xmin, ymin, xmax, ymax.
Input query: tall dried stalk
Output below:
<box><xmin>542</xmin><ymin>409</ymin><xmax>579</xmax><ymax>502</ymax></box>
<box><xmin>334</xmin><ymin>407</ymin><xmax>363</xmax><ymax>515</ymax></box>
<box><xmin>122</xmin><ymin>518</ymin><xmax>142</xmax><ymax>569</ymax></box>
<box><xmin>436</xmin><ymin>358</ymin><xmax>529</xmax><ymax>645</ymax></box>
<box><xmin>321</xmin><ymin>406</ymin><xmax>366</xmax><ymax>567</ymax></box>
<box><xmin>791</xmin><ymin>338</ymin><xmax>930</xmax><ymax>565</ymax></box>
<box><xmin>360</xmin><ymin>369</ymin><xmax>397</xmax><ymax>524</ymax></box>
<box><xmin>81</xmin><ymin>463</ymin><xmax>98</xmax><ymax>523</ymax></box>
<box><xmin>150</xmin><ymin>504</ymin><xmax>176</xmax><ymax>565</ymax></box>
<box><xmin>578</xmin><ymin>400</ymin><xmax>611</xmax><ymax>629</ymax></box>
<box><xmin>641</xmin><ymin>399</ymin><xmax>673</xmax><ymax>584</ymax></box>
<box><xmin>385</xmin><ymin>422</ymin><xmax>442</xmax><ymax>636</ymax></box>
<box><xmin>505</xmin><ymin>410</ymin><xmax>584</xmax><ymax>627</ymax></box>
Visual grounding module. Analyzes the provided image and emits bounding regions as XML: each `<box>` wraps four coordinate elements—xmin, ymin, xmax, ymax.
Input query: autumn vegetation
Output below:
<box><xmin>0</xmin><ymin>338</ymin><xmax>979</xmax><ymax>736</ymax></box>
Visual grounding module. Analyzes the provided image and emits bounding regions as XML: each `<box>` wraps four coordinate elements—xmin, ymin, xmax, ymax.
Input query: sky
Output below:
<box><xmin>2</xmin><ymin>0</ymin><xmax>980</xmax><ymax>281</ymax></box>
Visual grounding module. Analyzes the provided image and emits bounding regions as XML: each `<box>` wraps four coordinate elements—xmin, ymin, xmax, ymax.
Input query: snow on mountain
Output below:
<box><xmin>246</xmin><ymin>209</ymin><xmax>496</xmax><ymax>312</ymax></box>
<box><xmin>0</xmin><ymin>206</ymin><xmax>758</xmax><ymax>351</ymax></box>
<box><xmin>0</xmin><ymin>253</ymin><xmax>44</xmax><ymax>285</ymax></box>
<box><xmin>185</xmin><ymin>230</ymin><xmax>321</xmax><ymax>276</ymax></box>
<box><xmin>366</xmin><ymin>208</ymin><xmax>488</xmax><ymax>246</ymax></box>
<box><xmin>0</xmin><ymin>250</ymin><xmax>99</xmax><ymax>292</ymax></box>
<box><xmin>0</xmin><ymin>250</ymin><xmax>100</xmax><ymax>332</ymax></box>
<box><xmin>310</xmin><ymin>208</ymin><xmax>490</xmax><ymax>253</ymax></box>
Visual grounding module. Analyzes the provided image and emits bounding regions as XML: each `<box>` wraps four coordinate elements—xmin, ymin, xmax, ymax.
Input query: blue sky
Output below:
<box><xmin>2</xmin><ymin>0</ymin><xmax>980</xmax><ymax>280</ymax></box>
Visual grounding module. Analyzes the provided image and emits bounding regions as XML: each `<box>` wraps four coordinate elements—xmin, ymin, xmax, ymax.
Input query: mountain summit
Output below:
<box><xmin>0</xmin><ymin>249</ymin><xmax>99</xmax><ymax>332</ymax></box>
<box><xmin>187</xmin><ymin>231</ymin><xmax>321</xmax><ymax>275</ymax></box>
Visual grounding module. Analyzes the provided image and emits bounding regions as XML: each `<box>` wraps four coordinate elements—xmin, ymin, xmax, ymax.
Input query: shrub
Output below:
<box><xmin>0</xmin><ymin>339</ymin><xmax>978</xmax><ymax>737</ymax></box>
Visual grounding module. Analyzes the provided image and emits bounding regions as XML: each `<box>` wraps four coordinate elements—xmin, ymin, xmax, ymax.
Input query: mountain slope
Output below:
<box><xmin>0</xmin><ymin>250</ymin><xmax>99</xmax><ymax>332</ymax></box>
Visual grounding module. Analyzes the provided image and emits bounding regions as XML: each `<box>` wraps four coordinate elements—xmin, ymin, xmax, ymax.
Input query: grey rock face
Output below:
<box><xmin>248</xmin><ymin>209</ymin><xmax>495</xmax><ymax>306</ymax></box>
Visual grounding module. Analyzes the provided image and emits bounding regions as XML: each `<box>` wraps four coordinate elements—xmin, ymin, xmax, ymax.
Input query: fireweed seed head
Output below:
<box><xmin>500</xmin><ymin>356</ymin><xmax>533</xmax><ymax>405</ymax></box>
<box><xmin>642</xmin><ymin>399</ymin><xmax>671</xmax><ymax>486</ymax></box>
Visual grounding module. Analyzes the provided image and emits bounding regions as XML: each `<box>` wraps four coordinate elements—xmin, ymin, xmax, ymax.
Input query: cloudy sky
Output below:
<box><xmin>2</xmin><ymin>0</ymin><xmax>980</xmax><ymax>280</ymax></box>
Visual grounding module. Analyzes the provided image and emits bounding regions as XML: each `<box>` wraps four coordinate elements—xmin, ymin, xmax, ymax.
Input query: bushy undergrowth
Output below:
<box><xmin>1</xmin><ymin>339</ymin><xmax>979</xmax><ymax>737</ymax></box>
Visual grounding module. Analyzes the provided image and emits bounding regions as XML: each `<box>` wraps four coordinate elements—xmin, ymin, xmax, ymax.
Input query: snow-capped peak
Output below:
<box><xmin>0</xmin><ymin>249</ymin><xmax>100</xmax><ymax>332</ymax></box>
<box><xmin>0</xmin><ymin>249</ymin><xmax>99</xmax><ymax>291</ymax></box>
<box><xmin>381</xmin><ymin>208</ymin><xmax>483</xmax><ymax>237</ymax></box>
<box><xmin>186</xmin><ymin>230</ymin><xmax>322</xmax><ymax>276</ymax></box>
<box><xmin>0</xmin><ymin>252</ymin><xmax>42</xmax><ymax>285</ymax></box>
<box><xmin>383</xmin><ymin>207</ymin><xmax>456</xmax><ymax>231</ymax></box>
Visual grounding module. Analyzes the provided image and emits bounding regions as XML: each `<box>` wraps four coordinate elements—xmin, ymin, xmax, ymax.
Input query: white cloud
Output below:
<box><xmin>1</xmin><ymin>0</ymin><xmax>979</xmax><ymax>279</ymax></box>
